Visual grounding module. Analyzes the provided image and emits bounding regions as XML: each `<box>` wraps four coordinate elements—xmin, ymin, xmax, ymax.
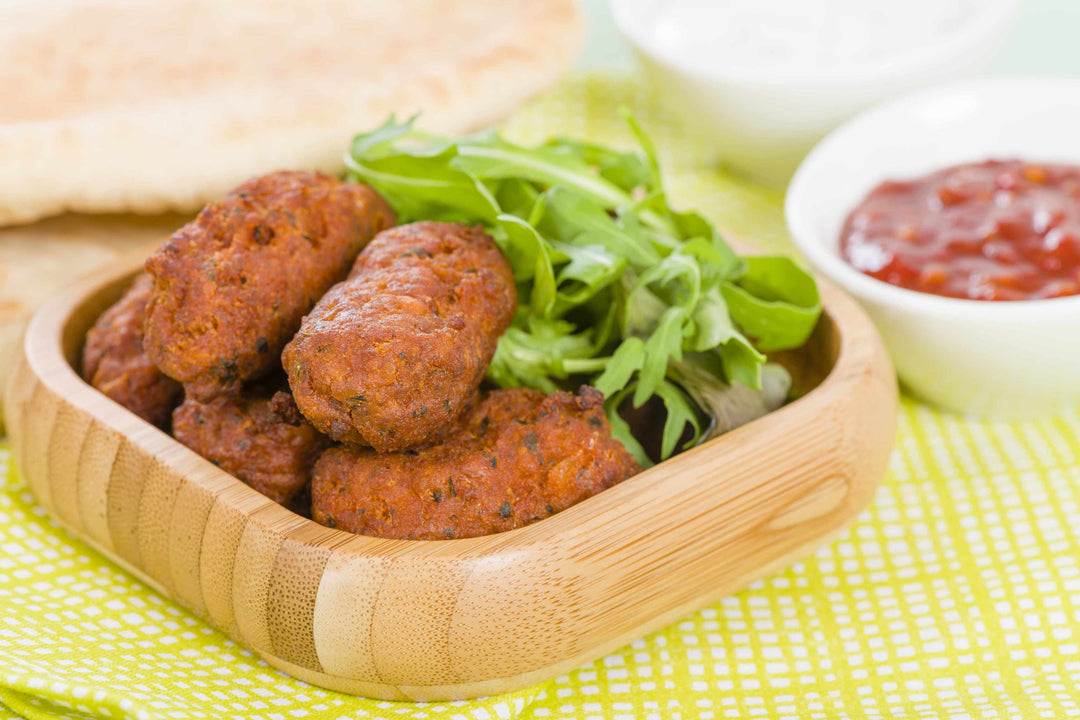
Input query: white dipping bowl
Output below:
<box><xmin>786</xmin><ymin>77</ymin><xmax>1080</xmax><ymax>418</ymax></box>
<box><xmin>609</xmin><ymin>0</ymin><xmax>1019</xmax><ymax>185</ymax></box>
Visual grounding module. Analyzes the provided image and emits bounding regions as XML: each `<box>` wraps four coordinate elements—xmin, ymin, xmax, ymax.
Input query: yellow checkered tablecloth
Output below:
<box><xmin>3</xmin><ymin>76</ymin><xmax>1080</xmax><ymax>720</ymax></box>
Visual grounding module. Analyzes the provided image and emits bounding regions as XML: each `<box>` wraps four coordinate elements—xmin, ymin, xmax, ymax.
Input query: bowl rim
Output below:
<box><xmin>608</xmin><ymin>0</ymin><xmax>1021</xmax><ymax>86</ymax></box>
<box><xmin>785</xmin><ymin>74</ymin><xmax>1080</xmax><ymax>320</ymax></box>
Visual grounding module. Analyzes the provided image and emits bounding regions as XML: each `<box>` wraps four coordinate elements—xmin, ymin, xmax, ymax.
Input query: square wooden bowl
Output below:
<box><xmin>4</xmin><ymin>254</ymin><xmax>897</xmax><ymax>701</ymax></box>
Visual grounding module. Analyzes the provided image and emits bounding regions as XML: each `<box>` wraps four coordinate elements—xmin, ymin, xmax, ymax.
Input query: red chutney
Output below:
<box><xmin>840</xmin><ymin>159</ymin><xmax>1080</xmax><ymax>300</ymax></box>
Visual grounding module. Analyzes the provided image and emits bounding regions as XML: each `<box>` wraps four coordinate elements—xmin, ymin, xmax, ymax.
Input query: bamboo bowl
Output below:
<box><xmin>4</xmin><ymin>254</ymin><xmax>897</xmax><ymax>701</ymax></box>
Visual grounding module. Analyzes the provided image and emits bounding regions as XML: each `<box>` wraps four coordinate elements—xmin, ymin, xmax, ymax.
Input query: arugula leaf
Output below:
<box><xmin>687</xmin><ymin>288</ymin><xmax>737</xmax><ymax>351</ymax></box>
<box><xmin>552</xmin><ymin>242</ymin><xmax>627</xmax><ymax>307</ymax></box>
<box><xmin>634</xmin><ymin>306</ymin><xmax>688</xmax><ymax>407</ymax></box>
<box><xmin>536</xmin><ymin>187</ymin><xmax>660</xmax><ymax>267</ymax></box>
<box><xmin>622</xmin><ymin>108</ymin><xmax>662</xmax><ymax>191</ymax></box>
<box><xmin>721</xmin><ymin>256</ymin><xmax>821</xmax><ymax>351</ymax></box>
<box><xmin>654</xmin><ymin>379</ymin><xmax>702</xmax><ymax>459</ymax></box>
<box><xmin>720</xmin><ymin>337</ymin><xmax>766</xmax><ymax>390</ymax></box>
<box><xmin>542</xmin><ymin>138</ymin><xmax>652</xmax><ymax>192</ymax></box>
<box><xmin>346</xmin><ymin>143</ymin><xmax>499</xmax><ymax>224</ymax></box>
<box><xmin>622</xmin><ymin>276</ymin><xmax>666</xmax><ymax>339</ymax></box>
<box><xmin>673</xmin><ymin>220</ymin><xmax>742</xmax><ymax>281</ymax></box>
<box><xmin>630</xmin><ymin>246</ymin><xmax>703</xmax><ymax>313</ymax></box>
<box><xmin>670</xmin><ymin>358</ymin><xmax>789</xmax><ymax>439</ymax></box>
<box><xmin>602</xmin><ymin>377</ymin><xmax>703</xmax><ymax>464</ymax></box>
<box><xmin>488</xmin><ymin>338</ymin><xmax>560</xmax><ymax>394</ymax></box>
<box><xmin>496</xmin><ymin>215</ymin><xmax>556</xmax><ymax>315</ymax></box>
<box><xmin>625</xmin><ymin>192</ymin><xmax>681</xmax><ymax>247</ymax></box>
<box><xmin>452</xmin><ymin>136</ymin><xmax>631</xmax><ymax>209</ymax></box>
<box><xmin>603</xmin><ymin>385</ymin><xmax>653</xmax><ymax>468</ymax></box>
<box><xmin>495</xmin><ymin>178</ymin><xmax>540</xmax><ymax>220</ymax></box>
<box><xmin>488</xmin><ymin>318</ymin><xmax>610</xmax><ymax>392</ymax></box>
<box><xmin>737</xmin><ymin>255</ymin><xmax>820</xmax><ymax>306</ymax></box>
<box><xmin>349</xmin><ymin>114</ymin><xmax>419</xmax><ymax>159</ymax></box>
<box><xmin>594</xmin><ymin>337</ymin><xmax>646</xmax><ymax>397</ymax></box>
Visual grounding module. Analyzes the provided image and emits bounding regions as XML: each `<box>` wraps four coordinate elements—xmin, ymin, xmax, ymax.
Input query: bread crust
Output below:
<box><xmin>0</xmin><ymin>0</ymin><xmax>583</xmax><ymax>227</ymax></box>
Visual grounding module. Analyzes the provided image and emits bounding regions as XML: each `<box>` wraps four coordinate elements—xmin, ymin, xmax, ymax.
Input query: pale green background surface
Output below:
<box><xmin>577</xmin><ymin>0</ymin><xmax>1080</xmax><ymax>76</ymax></box>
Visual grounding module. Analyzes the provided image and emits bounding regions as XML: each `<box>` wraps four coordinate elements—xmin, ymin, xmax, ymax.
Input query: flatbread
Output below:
<box><xmin>0</xmin><ymin>0</ymin><xmax>582</xmax><ymax>227</ymax></box>
<box><xmin>0</xmin><ymin>213</ymin><xmax>190</xmax><ymax>429</ymax></box>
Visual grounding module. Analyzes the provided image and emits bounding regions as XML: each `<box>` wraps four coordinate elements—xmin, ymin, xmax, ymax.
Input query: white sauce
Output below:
<box><xmin>630</xmin><ymin>0</ymin><xmax>989</xmax><ymax>72</ymax></box>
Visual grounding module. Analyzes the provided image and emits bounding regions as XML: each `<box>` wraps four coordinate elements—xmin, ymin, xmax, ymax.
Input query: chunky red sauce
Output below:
<box><xmin>840</xmin><ymin>159</ymin><xmax>1080</xmax><ymax>300</ymax></box>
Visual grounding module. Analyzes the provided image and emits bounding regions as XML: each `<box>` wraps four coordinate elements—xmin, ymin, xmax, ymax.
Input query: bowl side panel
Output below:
<box><xmin>232</xmin><ymin>516</ymin><xmax>291</xmax><ymax>657</ymax></box>
<box><xmin>105</xmin><ymin>439</ymin><xmax>151</xmax><ymax>570</ymax></box>
<box><xmin>169</xmin><ymin>478</ymin><xmax>217</xmax><ymax>619</ymax></box>
<box><xmin>135</xmin><ymin>456</ymin><xmax>186</xmax><ymax>595</ymax></box>
<box><xmin>18</xmin><ymin>382</ymin><xmax>61</xmax><ymax>513</ymax></box>
<box><xmin>199</xmin><ymin>495</ymin><xmax>253</xmax><ymax>639</ymax></box>
<box><xmin>76</xmin><ymin>420</ymin><xmax>124</xmax><ymax>553</ymax></box>
<box><xmin>368</xmin><ymin>558</ymin><xmax>473</xmax><ymax>686</ymax></box>
<box><xmin>44</xmin><ymin>403</ymin><xmax>93</xmax><ymax>533</ymax></box>
<box><xmin>311</xmin><ymin>553</ymin><xmax>390</xmax><ymax>682</ymax></box>
<box><xmin>267</xmin><ymin>538</ymin><xmax>333</xmax><ymax>671</ymax></box>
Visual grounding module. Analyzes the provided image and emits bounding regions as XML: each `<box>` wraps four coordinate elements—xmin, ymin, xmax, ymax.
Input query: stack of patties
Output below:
<box><xmin>84</xmin><ymin>183</ymin><xmax>641</xmax><ymax>538</ymax></box>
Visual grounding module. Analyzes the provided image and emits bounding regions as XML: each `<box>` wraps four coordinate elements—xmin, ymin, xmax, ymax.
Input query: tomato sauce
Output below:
<box><xmin>839</xmin><ymin>159</ymin><xmax>1080</xmax><ymax>300</ymax></box>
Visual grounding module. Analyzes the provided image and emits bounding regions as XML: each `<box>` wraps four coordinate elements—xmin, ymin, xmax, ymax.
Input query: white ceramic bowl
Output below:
<box><xmin>786</xmin><ymin>76</ymin><xmax>1080</xmax><ymax>418</ymax></box>
<box><xmin>609</xmin><ymin>0</ymin><xmax>1020</xmax><ymax>185</ymax></box>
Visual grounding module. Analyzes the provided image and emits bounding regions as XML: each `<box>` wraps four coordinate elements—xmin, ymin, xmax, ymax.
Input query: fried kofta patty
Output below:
<box><xmin>283</xmin><ymin>221</ymin><xmax>516</xmax><ymax>452</ymax></box>
<box><xmin>311</xmin><ymin>386</ymin><xmax>641</xmax><ymax>539</ymax></box>
<box><xmin>81</xmin><ymin>273</ymin><xmax>182</xmax><ymax>428</ymax></box>
<box><xmin>144</xmin><ymin>171</ymin><xmax>395</xmax><ymax>401</ymax></box>
<box><xmin>173</xmin><ymin>388</ymin><xmax>330</xmax><ymax>505</ymax></box>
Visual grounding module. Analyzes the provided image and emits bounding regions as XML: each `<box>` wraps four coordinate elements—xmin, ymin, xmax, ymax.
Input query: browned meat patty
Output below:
<box><xmin>283</xmin><ymin>221</ymin><xmax>516</xmax><ymax>452</ymax></box>
<box><xmin>311</xmin><ymin>386</ymin><xmax>641</xmax><ymax>539</ymax></box>
<box><xmin>144</xmin><ymin>171</ymin><xmax>395</xmax><ymax>401</ymax></box>
<box><xmin>81</xmin><ymin>273</ymin><xmax>182</xmax><ymax>428</ymax></box>
<box><xmin>173</xmin><ymin>387</ymin><xmax>330</xmax><ymax>506</ymax></box>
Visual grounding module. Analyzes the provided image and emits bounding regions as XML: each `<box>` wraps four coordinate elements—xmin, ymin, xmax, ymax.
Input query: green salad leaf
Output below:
<box><xmin>345</xmin><ymin>113</ymin><xmax>822</xmax><ymax>464</ymax></box>
<box><xmin>720</xmin><ymin>256</ymin><xmax>821</xmax><ymax>352</ymax></box>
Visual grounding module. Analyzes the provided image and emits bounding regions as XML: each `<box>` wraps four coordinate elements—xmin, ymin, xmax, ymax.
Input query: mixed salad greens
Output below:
<box><xmin>344</xmin><ymin>112</ymin><xmax>821</xmax><ymax>465</ymax></box>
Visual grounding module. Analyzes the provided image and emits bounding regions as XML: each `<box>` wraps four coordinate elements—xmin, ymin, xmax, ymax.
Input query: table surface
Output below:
<box><xmin>578</xmin><ymin>0</ymin><xmax>1080</xmax><ymax>75</ymax></box>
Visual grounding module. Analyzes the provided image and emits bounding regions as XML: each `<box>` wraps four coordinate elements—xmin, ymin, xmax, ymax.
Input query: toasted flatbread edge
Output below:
<box><xmin>0</xmin><ymin>0</ymin><xmax>583</xmax><ymax>227</ymax></box>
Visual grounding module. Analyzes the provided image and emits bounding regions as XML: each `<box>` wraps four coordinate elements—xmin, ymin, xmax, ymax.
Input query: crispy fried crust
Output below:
<box><xmin>173</xmin><ymin>388</ymin><xmax>330</xmax><ymax>505</ymax></box>
<box><xmin>81</xmin><ymin>274</ymin><xmax>182</xmax><ymax>428</ymax></box>
<box><xmin>311</xmin><ymin>386</ymin><xmax>641</xmax><ymax>539</ymax></box>
<box><xmin>144</xmin><ymin>171</ymin><xmax>395</xmax><ymax>401</ymax></box>
<box><xmin>283</xmin><ymin>221</ymin><xmax>516</xmax><ymax>452</ymax></box>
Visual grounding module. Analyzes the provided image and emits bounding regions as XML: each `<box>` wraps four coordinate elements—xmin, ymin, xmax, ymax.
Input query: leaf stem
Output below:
<box><xmin>509</xmin><ymin>348</ymin><xmax>612</xmax><ymax>374</ymax></box>
<box><xmin>456</xmin><ymin>145</ymin><xmax>631</xmax><ymax>208</ymax></box>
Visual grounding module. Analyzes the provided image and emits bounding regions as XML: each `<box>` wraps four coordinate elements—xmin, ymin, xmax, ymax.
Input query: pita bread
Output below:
<box><xmin>0</xmin><ymin>213</ymin><xmax>190</xmax><ymax>429</ymax></box>
<box><xmin>0</xmin><ymin>0</ymin><xmax>582</xmax><ymax>227</ymax></box>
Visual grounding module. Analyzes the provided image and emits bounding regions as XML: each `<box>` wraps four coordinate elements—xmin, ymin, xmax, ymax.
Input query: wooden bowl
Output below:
<box><xmin>4</xmin><ymin>254</ymin><xmax>897</xmax><ymax>701</ymax></box>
